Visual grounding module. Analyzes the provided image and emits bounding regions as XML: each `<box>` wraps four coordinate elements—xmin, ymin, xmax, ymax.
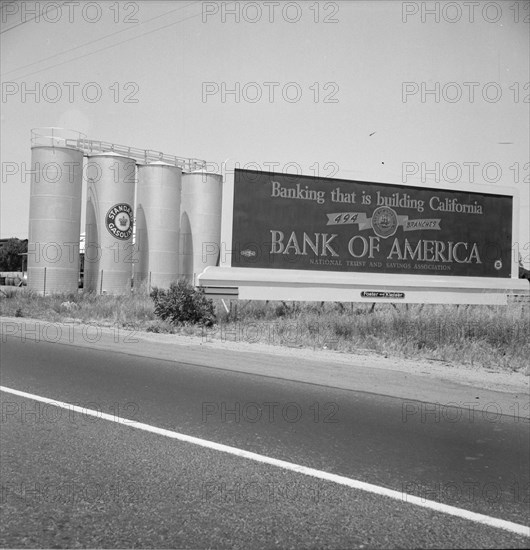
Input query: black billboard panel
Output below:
<box><xmin>231</xmin><ymin>169</ymin><xmax>512</xmax><ymax>278</ymax></box>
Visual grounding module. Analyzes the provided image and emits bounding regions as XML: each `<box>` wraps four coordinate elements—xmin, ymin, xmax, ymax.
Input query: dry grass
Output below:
<box><xmin>213</xmin><ymin>300</ymin><xmax>529</xmax><ymax>373</ymax></box>
<box><xmin>1</xmin><ymin>289</ymin><xmax>528</xmax><ymax>373</ymax></box>
<box><xmin>0</xmin><ymin>288</ymin><xmax>160</xmax><ymax>330</ymax></box>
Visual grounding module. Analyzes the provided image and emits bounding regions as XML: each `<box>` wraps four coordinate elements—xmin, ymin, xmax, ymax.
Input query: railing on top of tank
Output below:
<box><xmin>31</xmin><ymin>128</ymin><xmax>208</xmax><ymax>172</ymax></box>
<box><xmin>73</xmin><ymin>138</ymin><xmax>207</xmax><ymax>172</ymax></box>
<box><xmin>31</xmin><ymin>127</ymin><xmax>87</xmax><ymax>149</ymax></box>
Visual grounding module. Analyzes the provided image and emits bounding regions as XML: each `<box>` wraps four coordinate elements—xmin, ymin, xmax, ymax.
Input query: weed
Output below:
<box><xmin>150</xmin><ymin>280</ymin><xmax>216</xmax><ymax>327</ymax></box>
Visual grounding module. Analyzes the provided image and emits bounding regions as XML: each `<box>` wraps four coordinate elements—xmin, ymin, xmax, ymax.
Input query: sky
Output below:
<box><xmin>1</xmin><ymin>0</ymin><xmax>529</xmax><ymax>266</ymax></box>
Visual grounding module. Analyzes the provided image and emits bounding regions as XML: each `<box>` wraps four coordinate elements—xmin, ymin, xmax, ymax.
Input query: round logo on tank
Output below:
<box><xmin>106</xmin><ymin>203</ymin><xmax>133</xmax><ymax>240</ymax></box>
<box><xmin>371</xmin><ymin>206</ymin><xmax>399</xmax><ymax>239</ymax></box>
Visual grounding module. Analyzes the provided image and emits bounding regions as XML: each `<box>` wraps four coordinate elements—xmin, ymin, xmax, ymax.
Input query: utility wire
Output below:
<box><xmin>0</xmin><ymin>1</ymin><xmax>67</xmax><ymax>34</ymax></box>
<box><xmin>3</xmin><ymin>0</ymin><xmax>201</xmax><ymax>79</ymax></box>
<box><xmin>4</xmin><ymin>2</ymin><xmax>198</xmax><ymax>76</ymax></box>
<box><xmin>11</xmin><ymin>8</ymin><xmax>204</xmax><ymax>81</ymax></box>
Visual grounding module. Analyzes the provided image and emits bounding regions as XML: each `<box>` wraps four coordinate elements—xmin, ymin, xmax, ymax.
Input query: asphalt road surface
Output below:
<box><xmin>1</xmin><ymin>336</ymin><xmax>529</xmax><ymax>548</ymax></box>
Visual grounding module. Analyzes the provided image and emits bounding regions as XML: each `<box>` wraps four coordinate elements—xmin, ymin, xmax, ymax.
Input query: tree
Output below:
<box><xmin>0</xmin><ymin>238</ymin><xmax>27</xmax><ymax>271</ymax></box>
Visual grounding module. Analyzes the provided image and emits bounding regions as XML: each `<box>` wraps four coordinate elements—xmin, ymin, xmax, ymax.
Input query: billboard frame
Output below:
<box><xmin>197</xmin><ymin>168</ymin><xmax>528</xmax><ymax>305</ymax></box>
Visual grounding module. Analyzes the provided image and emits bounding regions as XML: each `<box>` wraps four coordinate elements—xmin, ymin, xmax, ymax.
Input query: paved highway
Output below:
<box><xmin>1</xmin><ymin>335</ymin><xmax>529</xmax><ymax>548</ymax></box>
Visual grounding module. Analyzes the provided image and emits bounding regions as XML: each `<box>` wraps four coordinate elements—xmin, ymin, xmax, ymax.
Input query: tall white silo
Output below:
<box><xmin>180</xmin><ymin>172</ymin><xmax>223</xmax><ymax>284</ymax></box>
<box><xmin>135</xmin><ymin>162</ymin><xmax>182</xmax><ymax>289</ymax></box>
<box><xmin>84</xmin><ymin>153</ymin><xmax>136</xmax><ymax>294</ymax></box>
<box><xmin>28</xmin><ymin>130</ymin><xmax>84</xmax><ymax>294</ymax></box>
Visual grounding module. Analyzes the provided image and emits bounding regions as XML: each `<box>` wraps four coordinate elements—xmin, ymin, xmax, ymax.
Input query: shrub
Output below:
<box><xmin>150</xmin><ymin>280</ymin><xmax>216</xmax><ymax>327</ymax></box>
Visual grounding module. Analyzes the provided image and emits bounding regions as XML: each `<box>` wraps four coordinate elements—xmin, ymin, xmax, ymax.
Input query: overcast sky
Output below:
<box><xmin>1</xmin><ymin>0</ymin><xmax>529</xmax><ymax>265</ymax></box>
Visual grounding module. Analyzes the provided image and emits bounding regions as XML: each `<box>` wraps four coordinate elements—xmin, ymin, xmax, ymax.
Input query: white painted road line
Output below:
<box><xmin>1</xmin><ymin>385</ymin><xmax>529</xmax><ymax>538</ymax></box>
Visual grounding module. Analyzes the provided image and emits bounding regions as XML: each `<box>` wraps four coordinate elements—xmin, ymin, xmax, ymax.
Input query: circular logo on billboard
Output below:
<box><xmin>106</xmin><ymin>203</ymin><xmax>133</xmax><ymax>240</ymax></box>
<box><xmin>371</xmin><ymin>206</ymin><xmax>399</xmax><ymax>239</ymax></box>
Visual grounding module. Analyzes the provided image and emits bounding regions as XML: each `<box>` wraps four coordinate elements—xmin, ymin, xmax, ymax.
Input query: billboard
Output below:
<box><xmin>231</xmin><ymin>169</ymin><xmax>513</xmax><ymax>278</ymax></box>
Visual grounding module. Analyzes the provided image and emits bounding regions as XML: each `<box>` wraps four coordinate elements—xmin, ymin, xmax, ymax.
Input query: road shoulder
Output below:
<box><xmin>1</xmin><ymin>315</ymin><xmax>528</xmax><ymax>420</ymax></box>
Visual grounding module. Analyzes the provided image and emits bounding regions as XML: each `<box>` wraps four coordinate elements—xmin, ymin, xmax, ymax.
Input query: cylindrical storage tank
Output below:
<box><xmin>180</xmin><ymin>172</ymin><xmax>223</xmax><ymax>284</ymax></box>
<box><xmin>84</xmin><ymin>153</ymin><xmax>136</xmax><ymax>294</ymax></box>
<box><xmin>28</xmin><ymin>144</ymin><xmax>84</xmax><ymax>294</ymax></box>
<box><xmin>135</xmin><ymin>162</ymin><xmax>182</xmax><ymax>289</ymax></box>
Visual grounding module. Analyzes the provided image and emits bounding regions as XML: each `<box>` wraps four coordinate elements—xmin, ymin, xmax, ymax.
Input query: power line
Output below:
<box><xmin>0</xmin><ymin>1</ymin><xmax>67</xmax><ymax>34</ymax></box>
<box><xmin>11</xmin><ymin>7</ymin><xmax>204</xmax><ymax>82</ymax></box>
<box><xmin>3</xmin><ymin>1</ymin><xmax>200</xmax><ymax>76</ymax></box>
